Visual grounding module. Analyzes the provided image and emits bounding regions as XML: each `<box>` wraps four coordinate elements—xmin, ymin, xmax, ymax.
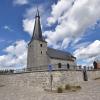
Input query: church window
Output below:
<box><xmin>67</xmin><ymin>64</ymin><xmax>70</xmax><ymax>69</ymax></box>
<box><xmin>58</xmin><ymin>63</ymin><xmax>61</xmax><ymax>68</ymax></box>
<box><xmin>41</xmin><ymin>51</ymin><xmax>42</xmax><ymax>54</ymax></box>
<box><xmin>40</xmin><ymin>44</ymin><xmax>42</xmax><ymax>47</ymax></box>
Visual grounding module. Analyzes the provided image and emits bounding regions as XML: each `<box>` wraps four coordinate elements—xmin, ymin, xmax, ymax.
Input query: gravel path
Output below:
<box><xmin>0</xmin><ymin>80</ymin><xmax>100</xmax><ymax>100</ymax></box>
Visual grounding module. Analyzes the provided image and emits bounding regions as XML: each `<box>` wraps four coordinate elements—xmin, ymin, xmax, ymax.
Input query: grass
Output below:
<box><xmin>57</xmin><ymin>86</ymin><xmax>63</xmax><ymax>93</ymax></box>
<box><xmin>65</xmin><ymin>84</ymin><xmax>81</xmax><ymax>92</ymax></box>
<box><xmin>75</xmin><ymin>86</ymin><xmax>81</xmax><ymax>89</ymax></box>
<box><xmin>45</xmin><ymin>84</ymin><xmax>81</xmax><ymax>93</ymax></box>
<box><xmin>65</xmin><ymin>84</ymin><xmax>71</xmax><ymax>90</ymax></box>
<box><xmin>56</xmin><ymin>84</ymin><xmax>81</xmax><ymax>93</ymax></box>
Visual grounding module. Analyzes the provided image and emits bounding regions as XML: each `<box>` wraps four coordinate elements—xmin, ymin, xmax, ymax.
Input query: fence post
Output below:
<box><xmin>83</xmin><ymin>66</ymin><xmax>88</xmax><ymax>81</ymax></box>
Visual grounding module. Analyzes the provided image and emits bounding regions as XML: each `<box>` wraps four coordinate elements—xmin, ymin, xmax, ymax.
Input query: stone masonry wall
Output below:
<box><xmin>27</xmin><ymin>40</ymin><xmax>49</xmax><ymax>70</ymax></box>
<box><xmin>0</xmin><ymin>71</ymin><xmax>100</xmax><ymax>90</ymax></box>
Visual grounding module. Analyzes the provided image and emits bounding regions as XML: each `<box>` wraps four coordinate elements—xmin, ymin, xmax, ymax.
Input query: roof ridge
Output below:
<box><xmin>47</xmin><ymin>47</ymin><xmax>71</xmax><ymax>55</ymax></box>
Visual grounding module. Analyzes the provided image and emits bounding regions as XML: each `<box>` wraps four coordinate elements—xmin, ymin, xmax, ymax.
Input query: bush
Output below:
<box><xmin>57</xmin><ymin>86</ymin><xmax>63</xmax><ymax>93</ymax></box>
<box><xmin>75</xmin><ymin>86</ymin><xmax>81</xmax><ymax>89</ymax></box>
<box><xmin>65</xmin><ymin>84</ymin><xmax>71</xmax><ymax>90</ymax></box>
<box><xmin>71</xmin><ymin>89</ymin><xmax>77</xmax><ymax>92</ymax></box>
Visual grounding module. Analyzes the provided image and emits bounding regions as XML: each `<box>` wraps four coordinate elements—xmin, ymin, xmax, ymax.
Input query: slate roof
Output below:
<box><xmin>31</xmin><ymin>9</ymin><xmax>43</xmax><ymax>42</ymax></box>
<box><xmin>47</xmin><ymin>47</ymin><xmax>76</xmax><ymax>61</ymax></box>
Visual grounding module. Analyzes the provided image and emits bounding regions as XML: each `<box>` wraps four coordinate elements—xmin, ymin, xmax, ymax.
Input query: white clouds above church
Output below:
<box><xmin>0</xmin><ymin>40</ymin><xmax>27</xmax><ymax>69</ymax></box>
<box><xmin>0</xmin><ymin>0</ymin><xmax>100</xmax><ymax>69</ymax></box>
<box><xmin>13</xmin><ymin>0</ymin><xmax>29</xmax><ymax>5</ymax></box>
<box><xmin>9</xmin><ymin>0</ymin><xmax>100</xmax><ymax>67</ymax></box>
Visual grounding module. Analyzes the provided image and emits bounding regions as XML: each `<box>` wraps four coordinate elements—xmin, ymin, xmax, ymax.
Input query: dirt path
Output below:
<box><xmin>0</xmin><ymin>79</ymin><xmax>100</xmax><ymax>100</ymax></box>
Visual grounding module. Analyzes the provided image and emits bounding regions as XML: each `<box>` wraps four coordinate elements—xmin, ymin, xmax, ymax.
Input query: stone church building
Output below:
<box><xmin>27</xmin><ymin>9</ymin><xmax>76</xmax><ymax>71</ymax></box>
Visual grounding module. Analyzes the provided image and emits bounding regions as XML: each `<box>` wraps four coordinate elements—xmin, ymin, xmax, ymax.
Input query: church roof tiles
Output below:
<box><xmin>47</xmin><ymin>47</ymin><xmax>76</xmax><ymax>61</ymax></box>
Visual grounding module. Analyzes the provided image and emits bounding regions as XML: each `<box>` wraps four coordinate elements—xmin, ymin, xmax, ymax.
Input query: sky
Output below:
<box><xmin>0</xmin><ymin>0</ymin><xmax>100</xmax><ymax>69</ymax></box>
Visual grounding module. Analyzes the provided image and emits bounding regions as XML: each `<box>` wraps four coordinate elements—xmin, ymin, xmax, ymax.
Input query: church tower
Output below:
<box><xmin>27</xmin><ymin>9</ymin><xmax>48</xmax><ymax>71</ymax></box>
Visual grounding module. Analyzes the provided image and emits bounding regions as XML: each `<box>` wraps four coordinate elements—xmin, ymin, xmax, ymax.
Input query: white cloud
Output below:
<box><xmin>3</xmin><ymin>25</ymin><xmax>14</xmax><ymax>32</ymax></box>
<box><xmin>73</xmin><ymin>41</ymin><xmax>90</xmax><ymax>49</ymax></box>
<box><xmin>23</xmin><ymin>19</ymin><xmax>35</xmax><ymax>36</ymax></box>
<box><xmin>22</xmin><ymin>6</ymin><xmax>45</xmax><ymax>36</ymax></box>
<box><xmin>45</xmin><ymin>0</ymin><xmax>100</xmax><ymax>49</ymax></box>
<box><xmin>47</xmin><ymin>0</ymin><xmax>75</xmax><ymax>25</ymax></box>
<box><xmin>0</xmin><ymin>40</ymin><xmax>27</xmax><ymax>69</ymax></box>
<box><xmin>73</xmin><ymin>40</ymin><xmax>100</xmax><ymax>66</ymax></box>
<box><xmin>61</xmin><ymin>38</ymin><xmax>71</xmax><ymax>49</ymax></box>
<box><xmin>13</xmin><ymin>0</ymin><xmax>29</xmax><ymax>5</ymax></box>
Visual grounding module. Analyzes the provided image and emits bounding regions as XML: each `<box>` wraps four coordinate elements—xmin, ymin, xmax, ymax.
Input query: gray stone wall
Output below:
<box><xmin>0</xmin><ymin>71</ymin><xmax>100</xmax><ymax>90</ymax></box>
<box><xmin>50</xmin><ymin>58</ymin><xmax>76</xmax><ymax>70</ymax></box>
<box><xmin>87</xmin><ymin>70</ymin><xmax>100</xmax><ymax>80</ymax></box>
<box><xmin>27</xmin><ymin>40</ymin><xmax>49</xmax><ymax>70</ymax></box>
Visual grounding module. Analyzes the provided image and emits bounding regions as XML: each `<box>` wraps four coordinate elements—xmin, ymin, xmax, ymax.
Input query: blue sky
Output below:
<box><xmin>0</xmin><ymin>0</ymin><xmax>100</xmax><ymax>69</ymax></box>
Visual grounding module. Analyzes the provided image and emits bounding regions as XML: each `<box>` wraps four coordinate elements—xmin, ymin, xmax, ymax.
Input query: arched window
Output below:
<box><xmin>58</xmin><ymin>63</ymin><xmax>61</xmax><ymax>68</ymax></box>
<box><xmin>41</xmin><ymin>51</ymin><xmax>42</xmax><ymax>54</ymax></box>
<box><xmin>40</xmin><ymin>44</ymin><xmax>42</xmax><ymax>47</ymax></box>
<box><xmin>67</xmin><ymin>63</ymin><xmax>70</xmax><ymax>69</ymax></box>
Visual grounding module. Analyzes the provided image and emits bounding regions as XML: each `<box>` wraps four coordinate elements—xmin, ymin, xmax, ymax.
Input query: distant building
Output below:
<box><xmin>93</xmin><ymin>60</ymin><xmax>100</xmax><ymax>69</ymax></box>
<box><xmin>27</xmin><ymin>9</ymin><xmax>77</xmax><ymax>71</ymax></box>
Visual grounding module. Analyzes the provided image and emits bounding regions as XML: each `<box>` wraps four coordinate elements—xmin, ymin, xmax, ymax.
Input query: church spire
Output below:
<box><xmin>31</xmin><ymin>8</ymin><xmax>43</xmax><ymax>41</ymax></box>
<box><xmin>36</xmin><ymin>7</ymin><xmax>39</xmax><ymax>17</ymax></box>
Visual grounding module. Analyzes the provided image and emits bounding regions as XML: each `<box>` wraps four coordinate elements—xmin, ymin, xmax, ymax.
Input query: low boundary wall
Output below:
<box><xmin>0</xmin><ymin>70</ymin><xmax>100</xmax><ymax>89</ymax></box>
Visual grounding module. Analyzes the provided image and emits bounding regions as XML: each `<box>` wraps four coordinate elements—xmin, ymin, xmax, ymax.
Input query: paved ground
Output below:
<box><xmin>0</xmin><ymin>79</ymin><xmax>100</xmax><ymax>100</ymax></box>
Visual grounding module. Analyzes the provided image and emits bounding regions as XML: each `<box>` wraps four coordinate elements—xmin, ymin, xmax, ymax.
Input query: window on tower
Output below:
<box><xmin>41</xmin><ymin>51</ymin><xmax>42</xmax><ymax>54</ymax></box>
<box><xmin>40</xmin><ymin>44</ymin><xmax>42</xmax><ymax>47</ymax></box>
<box><xmin>67</xmin><ymin>64</ymin><xmax>70</xmax><ymax>69</ymax></box>
<box><xmin>58</xmin><ymin>63</ymin><xmax>61</xmax><ymax>68</ymax></box>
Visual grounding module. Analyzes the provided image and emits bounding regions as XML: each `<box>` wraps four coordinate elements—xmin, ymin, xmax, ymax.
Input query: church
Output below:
<box><xmin>27</xmin><ymin>9</ymin><xmax>76</xmax><ymax>71</ymax></box>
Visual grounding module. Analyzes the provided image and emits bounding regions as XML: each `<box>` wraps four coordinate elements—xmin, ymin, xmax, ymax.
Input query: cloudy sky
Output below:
<box><xmin>0</xmin><ymin>0</ymin><xmax>100</xmax><ymax>69</ymax></box>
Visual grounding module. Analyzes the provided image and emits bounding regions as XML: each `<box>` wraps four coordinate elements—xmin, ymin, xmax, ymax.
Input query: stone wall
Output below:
<box><xmin>0</xmin><ymin>70</ymin><xmax>100</xmax><ymax>90</ymax></box>
<box><xmin>27</xmin><ymin>40</ymin><xmax>49</xmax><ymax>70</ymax></box>
<box><xmin>50</xmin><ymin>59</ymin><xmax>76</xmax><ymax>70</ymax></box>
<box><xmin>87</xmin><ymin>70</ymin><xmax>100</xmax><ymax>80</ymax></box>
